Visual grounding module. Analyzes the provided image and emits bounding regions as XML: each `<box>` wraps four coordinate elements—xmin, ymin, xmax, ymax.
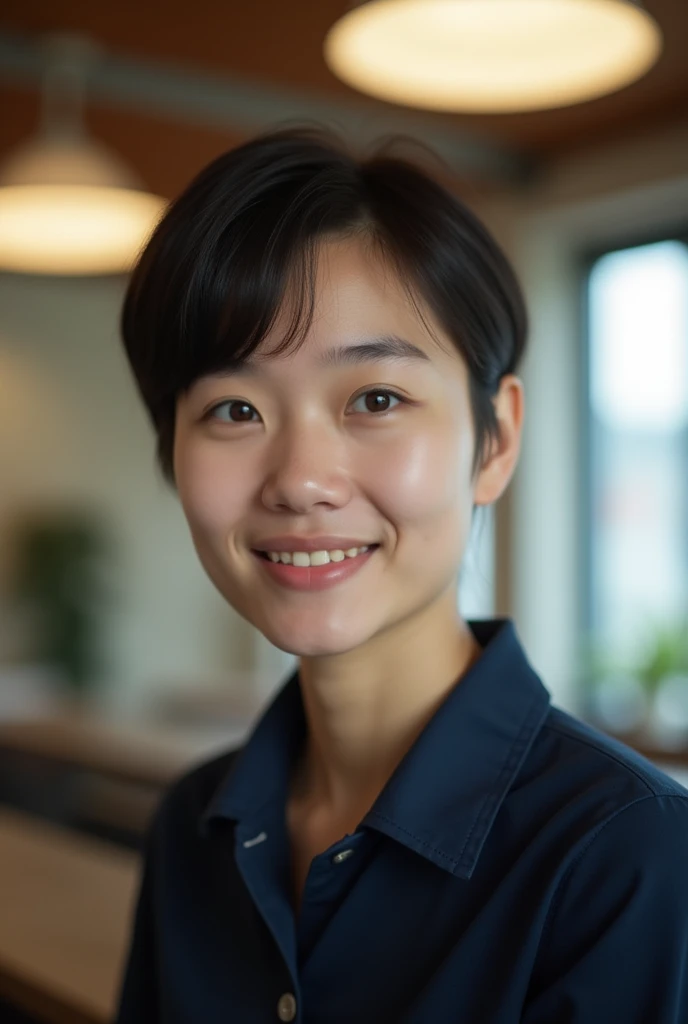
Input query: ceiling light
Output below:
<box><xmin>0</xmin><ymin>34</ymin><xmax>167</xmax><ymax>275</ymax></box>
<box><xmin>324</xmin><ymin>0</ymin><xmax>663</xmax><ymax>114</ymax></box>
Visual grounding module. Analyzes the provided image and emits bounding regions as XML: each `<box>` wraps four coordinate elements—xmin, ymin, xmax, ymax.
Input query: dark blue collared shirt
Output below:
<box><xmin>115</xmin><ymin>618</ymin><xmax>688</xmax><ymax>1023</ymax></box>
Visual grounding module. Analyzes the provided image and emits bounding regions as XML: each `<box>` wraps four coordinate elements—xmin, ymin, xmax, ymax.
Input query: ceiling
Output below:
<box><xmin>0</xmin><ymin>0</ymin><xmax>687</xmax><ymax>199</ymax></box>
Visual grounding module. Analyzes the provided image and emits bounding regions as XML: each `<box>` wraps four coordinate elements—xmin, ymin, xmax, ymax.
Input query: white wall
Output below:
<box><xmin>0</xmin><ymin>272</ymin><xmax>270</xmax><ymax>714</ymax></box>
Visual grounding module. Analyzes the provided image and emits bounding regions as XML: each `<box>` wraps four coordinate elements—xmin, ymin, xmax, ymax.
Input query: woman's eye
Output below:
<box><xmin>207</xmin><ymin>400</ymin><xmax>259</xmax><ymax>423</ymax></box>
<box><xmin>350</xmin><ymin>389</ymin><xmax>404</xmax><ymax>415</ymax></box>
<box><xmin>205</xmin><ymin>389</ymin><xmax>404</xmax><ymax>424</ymax></box>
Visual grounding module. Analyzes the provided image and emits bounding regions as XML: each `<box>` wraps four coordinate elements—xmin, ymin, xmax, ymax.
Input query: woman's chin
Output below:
<box><xmin>259</xmin><ymin>623</ymin><xmax>368</xmax><ymax>660</ymax></box>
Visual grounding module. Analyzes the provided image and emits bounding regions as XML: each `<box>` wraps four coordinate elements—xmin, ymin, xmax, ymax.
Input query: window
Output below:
<box><xmin>585</xmin><ymin>237</ymin><xmax>688</xmax><ymax>668</ymax></box>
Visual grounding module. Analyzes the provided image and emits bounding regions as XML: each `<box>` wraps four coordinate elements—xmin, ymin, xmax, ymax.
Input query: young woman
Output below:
<box><xmin>115</xmin><ymin>128</ymin><xmax>688</xmax><ymax>1024</ymax></box>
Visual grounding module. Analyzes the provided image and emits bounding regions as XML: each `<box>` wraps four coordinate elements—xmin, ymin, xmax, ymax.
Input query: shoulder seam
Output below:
<box><xmin>539</xmin><ymin>792</ymin><xmax>688</xmax><ymax>951</ymax></box>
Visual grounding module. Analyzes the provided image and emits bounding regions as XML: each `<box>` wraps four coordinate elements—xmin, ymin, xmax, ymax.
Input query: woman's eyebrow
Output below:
<box><xmin>209</xmin><ymin>335</ymin><xmax>431</xmax><ymax>378</ymax></box>
<box><xmin>321</xmin><ymin>335</ymin><xmax>431</xmax><ymax>367</ymax></box>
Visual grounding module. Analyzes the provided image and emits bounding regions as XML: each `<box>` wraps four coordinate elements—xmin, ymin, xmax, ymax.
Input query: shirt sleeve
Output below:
<box><xmin>113</xmin><ymin>802</ymin><xmax>163</xmax><ymax>1024</ymax></box>
<box><xmin>522</xmin><ymin>793</ymin><xmax>688</xmax><ymax>1024</ymax></box>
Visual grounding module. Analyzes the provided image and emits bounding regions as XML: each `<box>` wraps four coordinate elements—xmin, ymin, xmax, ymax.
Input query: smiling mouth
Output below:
<box><xmin>253</xmin><ymin>544</ymin><xmax>380</xmax><ymax>565</ymax></box>
<box><xmin>250</xmin><ymin>543</ymin><xmax>380</xmax><ymax>591</ymax></box>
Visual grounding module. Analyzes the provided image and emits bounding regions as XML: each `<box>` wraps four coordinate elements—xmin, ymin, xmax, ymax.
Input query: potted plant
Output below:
<box><xmin>9</xmin><ymin>506</ymin><xmax>115</xmax><ymax>699</ymax></box>
<box><xmin>638</xmin><ymin>618</ymin><xmax>688</xmax><ymax>748</ymax></box>
<box><xmin>581</xmin><ymin>616</ymin><xmax>688</xmax><ymax>748</ymax></box>
<box><xmin>579</xmin><ymin>636</ymin><xmax>649</xmax><ymax>736</ymax></box>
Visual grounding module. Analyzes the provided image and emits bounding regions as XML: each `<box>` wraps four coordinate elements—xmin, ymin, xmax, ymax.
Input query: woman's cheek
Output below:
<box><xmin>368</xmin><ymin>426</ymin><xmax>469</xmax><ymax>522</ymax></box>
<box><xmin>176</xmin><ymin>441</ymin><xmax>249</xmax><ymax>537</ymax></box>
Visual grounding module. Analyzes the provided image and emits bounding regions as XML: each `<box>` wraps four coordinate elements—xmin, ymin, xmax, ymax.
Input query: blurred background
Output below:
<box><xmin>0</xmin><ymin>2</ymin><xmax>686</xmax><ymax>1021</ymax></box>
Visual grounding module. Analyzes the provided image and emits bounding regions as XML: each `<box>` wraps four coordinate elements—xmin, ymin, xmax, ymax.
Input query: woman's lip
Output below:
<box><xmin>252</xmin><ymin>536</ymin><xmax>378</xmax><ymax>554</ymax></box>
<box><xmin>252</xmin><ymin>545</ymin><xmax>377</xmax><ymax>592</ymax></box>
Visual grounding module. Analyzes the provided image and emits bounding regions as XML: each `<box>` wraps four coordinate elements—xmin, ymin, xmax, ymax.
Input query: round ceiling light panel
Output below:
<box><xmin>324</xmin><ymin>0</ymin><xmax>663</xmax><ymax>113</ymax></box>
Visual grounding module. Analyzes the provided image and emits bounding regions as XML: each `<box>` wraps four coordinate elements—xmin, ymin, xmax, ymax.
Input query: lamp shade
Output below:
<box><xmin>0</xmin><ymin>133</ymin><xmax>167</xmax><ymax>275</ymax></box>
<box><xmin>324</xmin><ymin>0</ymin><xmax>663</xmax><ymax>113</ymax></box>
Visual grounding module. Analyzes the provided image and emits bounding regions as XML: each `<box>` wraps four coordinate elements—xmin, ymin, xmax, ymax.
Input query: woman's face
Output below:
<box><xmin>174</xmin><ymin>237</ymin><xmax>511</xmax><ymax>658</ymax></box>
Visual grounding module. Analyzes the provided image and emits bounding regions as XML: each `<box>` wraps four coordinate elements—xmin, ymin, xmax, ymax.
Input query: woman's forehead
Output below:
<box><xmin>233</xmin><ymin>333</ymin><xmax>437</xmax><ymax>375</ymax></box>
<box><xmin>253</xmin><ymin>239</ymin><xmax>458</xmax><ymax>367</ymax></box>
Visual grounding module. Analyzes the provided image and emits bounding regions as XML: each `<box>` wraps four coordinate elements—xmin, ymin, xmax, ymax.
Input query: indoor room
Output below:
<box><xmin>0</xmin><ymin>2</ymin><xmax>687</xmax><ymax>1022</ymax></box>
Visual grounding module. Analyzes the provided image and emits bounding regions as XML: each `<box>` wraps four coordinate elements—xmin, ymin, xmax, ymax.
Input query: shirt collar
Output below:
<box><xmin>200</xmin><ymin>618</ymin><xmax>551</xmax><ymax>880</ymax></box>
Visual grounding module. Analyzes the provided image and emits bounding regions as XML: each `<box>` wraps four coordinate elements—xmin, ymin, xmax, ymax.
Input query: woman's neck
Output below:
<box><xmin>290</xmin><ymin>596</ymin><xmax>483</xmax><ymax>822</ymax></box>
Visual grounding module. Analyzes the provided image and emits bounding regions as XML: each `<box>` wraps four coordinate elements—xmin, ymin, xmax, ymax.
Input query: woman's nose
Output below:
<box><xmin>260</xmin><ymin>425</ymin><xmax>352</xmax><ymax>514</ymax></box>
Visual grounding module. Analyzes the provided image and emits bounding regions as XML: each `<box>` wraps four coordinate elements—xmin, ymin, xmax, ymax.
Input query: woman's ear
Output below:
<box><xmin>473</xmin><ymin>374</ymin><xmax>524</xmax><ymax>507</ymax></box>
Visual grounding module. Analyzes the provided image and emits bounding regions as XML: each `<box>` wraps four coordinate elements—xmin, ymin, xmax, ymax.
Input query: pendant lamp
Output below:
<box><xmin>0</xmin><ymin>34</ymin><xmax>166</xmax><ymax>275</ymax></box>
<box><xmin>324</xmin><ymin>0</ymin><xmax>663</xmax><ymax>113</ymax></box>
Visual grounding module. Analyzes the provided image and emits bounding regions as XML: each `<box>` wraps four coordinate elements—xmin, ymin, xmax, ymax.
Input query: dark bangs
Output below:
<box><xmin>120</xmin><ymin>126</ymin><xmax>527</xmax><ymax>487</ymax></box>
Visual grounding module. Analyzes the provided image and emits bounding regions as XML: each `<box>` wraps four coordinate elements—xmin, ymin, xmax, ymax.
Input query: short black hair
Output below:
<box><xmin>121</xmin><ymin>126</ymin><xmax>527</xmax><ymax>488</ymax></box>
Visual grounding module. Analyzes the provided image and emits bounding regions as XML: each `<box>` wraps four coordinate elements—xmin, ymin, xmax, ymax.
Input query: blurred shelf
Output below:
<box><xmin>0</xmin><ymin>708</ymin><xmax>253</xmax><ymax>848</ymax></box>
<box><xmin>0</xmin><ymin>707</ymin><xmax>250</xmax><ymax>788</ymax></box>
<box><xmin>617</xmin><ymin>734</ymin><xmax>688</xmax><ymax>770</ymax></box>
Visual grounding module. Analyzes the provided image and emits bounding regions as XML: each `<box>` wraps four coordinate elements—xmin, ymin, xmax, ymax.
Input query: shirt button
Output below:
<box><xmin>332</xmin><ymin>848</ymin><xmax>354</xmax><ymax>864</ymax></box>
<box><xmin>277</xmin><ymin>992</ymin><xmax>297</xmax><ymax>1021</ymax></box>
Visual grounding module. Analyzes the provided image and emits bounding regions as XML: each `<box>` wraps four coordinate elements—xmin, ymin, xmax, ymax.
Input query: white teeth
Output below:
<box><xmin>265</xmin><ymin>545</ymin><xmax>372</xmax><ymax>567</ymax></box>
